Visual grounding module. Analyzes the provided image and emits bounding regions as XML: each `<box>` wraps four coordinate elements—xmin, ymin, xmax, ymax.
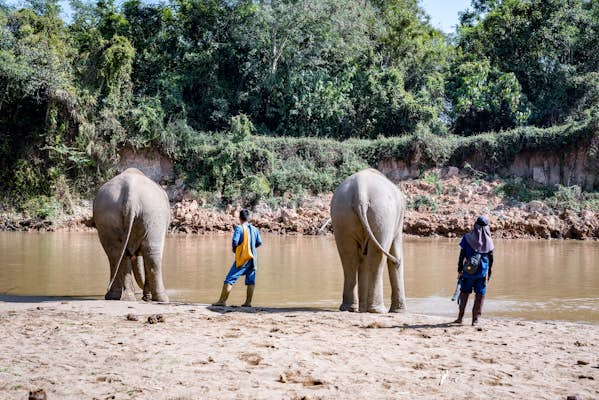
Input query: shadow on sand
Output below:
<box><xmin>207</xmin><ymin>305</ymin><xmax>458</xmax><ymax>330</ymax></box>
<box><xmin>207</xmin><ymin>305</ymin><xmax>335</xmax><ymax>314</ymax></box>
<box><xmin>377</xmin><ymin>322</ymin><xmax>458</xmax><ymax>330</ymax></box>
<box><xmin>0</xmin><ymin>295</ymin><xmax>98</xmax><ymax>303</ymax></box>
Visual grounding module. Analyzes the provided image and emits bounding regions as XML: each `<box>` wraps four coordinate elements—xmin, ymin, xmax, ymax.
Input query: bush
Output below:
<box><xmin>494</xmin><ymin>178</ymin><xmax>554</xmax><ymax>203</ymax></box>
<box><xmin>546</xmin><ymin>185</ymin><xmax>599</xmax><ymax>211</ymax></box>
<box><xmin>422</xmin><ymin>171</ymin><xmax>443</xmax><ymax>195</ymax></box>
<box><xmin>240</xmin><ymin>174</ymin><xmax>271</xmax><ymax>205</ymax></box>
<box><xmin>22</xmin><ymin>196</ymin><xmax>62</xmax><ymax>219</ymax></box>
<box><xmin>230</xmin><ymin>114</ymin><xmax>255</xmax><ymax>143</ymax></box>
<box><xmin>410</xmin><ymin>195</ymin><xmax>438</xmax><ymax>212</ymax></box>
<box><xmin>172</xmin><ymin>118</ymin><xmax>598</xmax><ymax>206</ymax></box>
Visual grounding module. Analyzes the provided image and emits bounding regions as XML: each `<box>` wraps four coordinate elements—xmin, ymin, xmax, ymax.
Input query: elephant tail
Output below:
<box><xmin>107</xmin><ymin>205</ymin><xmax>135</xmax><ymax>292</ymax></box>
<box><xmin>356</xmin><ymin>203</ymin><xmax>399</xmax><ymax>265</ymax></box>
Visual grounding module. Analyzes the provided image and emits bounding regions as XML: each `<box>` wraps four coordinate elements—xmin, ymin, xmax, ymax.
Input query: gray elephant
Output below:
<box><xmin>330</xmin><ymin>169</ymin><xmax>406</xmax><ymax>313</ymax></box>
<box><xmin>93</xmin><ymin>168</ymin><xmax>170</xmax><ymax>302</ymax></box>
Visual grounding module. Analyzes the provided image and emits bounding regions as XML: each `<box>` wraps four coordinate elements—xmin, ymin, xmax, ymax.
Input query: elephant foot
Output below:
<box><xmin>367</xmin><ymin>305</ymin><xmax>387</xmax><ymax>314</ymax></box>
<box><xmin>339</xmin><ymin>303</ymin><xmax>358</xmax><ymax>312</ymax></box>
<box><xmin>104</xmin><ymin>291</ymin><xmax>119</xmax><ymax>301</ymax></box>
<box><xmin>104</xmin><ymin>290</ymin><xmax>135</xmax><ymax>301</ymax></box>
<box><xmin>389</xmin><ymin>304</ymin><xmax>407</xmax><ymax>313</ymax></box>
<box><xmin>142</xmin><ymin>293</ymin><xmax>152</xmax><ymax>302</ymax></box>
<box><xmin>152</xmin><ymin>292</ymin><xmax>169</xmax><ymax>303</ymax></box>
<box><xmin>121</xmin><ymin>291</ymin><xmax>136</xmax><ymax>301</ymax></box>
<box><xmin>105</xmin><ymin>290</ymin><xmax>135</xmax><ymax>301</ymax></box>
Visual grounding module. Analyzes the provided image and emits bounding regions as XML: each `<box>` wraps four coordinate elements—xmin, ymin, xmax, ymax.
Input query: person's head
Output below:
<box><xmin>465</xmin><ymin>215</ymin><xmax>494</xmax><ymax>252</ymax></box>
<box><xmin>239</xmin><ymin>209</ymin><xmax>250</xmax><ymax>224</ymax></box>
<box><xmin>475</xmin><ymin>215</ymin><xmax>489</xmax><ymax>227</ymax></box>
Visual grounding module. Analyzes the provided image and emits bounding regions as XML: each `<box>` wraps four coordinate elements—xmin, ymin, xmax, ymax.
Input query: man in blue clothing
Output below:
<box><xmin>454</xmin><ymin>215</ymin><xmax>494</xmax><ymax>326</ymax></box>
<box><xmin>212</xmin><ymin>209</ymin><xmax>262</xmax><ymax>307</ymax></box>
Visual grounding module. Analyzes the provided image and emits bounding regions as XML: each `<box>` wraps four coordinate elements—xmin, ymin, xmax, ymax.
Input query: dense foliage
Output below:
<box><xmin>0</xmin><ymin>0</ymin><xmax>598</xmax><ymax>207</ymax></box>
<box><xmin>176</xmin><ymin>116</ymin><xmax>599</xmax><ymax>205</ymax></box>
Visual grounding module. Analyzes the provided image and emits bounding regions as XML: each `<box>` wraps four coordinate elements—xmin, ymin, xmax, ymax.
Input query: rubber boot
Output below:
<box><xmin>212</xmin><ymin>284</ymin><xmax>232</xmax><ymax>306</ymax></box>
<box><xmin>472</xmin><ymin>294</ymin><xmax>485</xmax><ymax>326</ymax></box>
<box><xmin>454</xmin><ymin>293</ymin><xmax>469</xmax><ymax>324</ymax></box>
<box><xmin>241</xmin><ymin>285</ymin><xmax>255</xmax><ymax>307</ymax></box>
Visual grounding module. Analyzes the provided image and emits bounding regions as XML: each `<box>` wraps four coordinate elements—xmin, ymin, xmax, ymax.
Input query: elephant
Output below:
<box><xmin>93</xmin><ymin>168</ymin><xmax>170</xmax><ymax>302</ymax></box>
<box><xmin>330</xmin><ymin>169</ymin><xmax>406</xmax><ymax>313</ymax></box>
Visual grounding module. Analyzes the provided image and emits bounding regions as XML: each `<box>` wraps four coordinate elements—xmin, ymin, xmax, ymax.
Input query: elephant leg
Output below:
<box><xmin>132</xmin><ymin>255</ymin><xmax>145</xmax><ymax>290</ymax></box>
<box><xmin>388</xmin><ymin>235</ymin><xmax>407</xmax><ymax>312</ymax></box>
<box><xmin>334</xmin><ymin>233</ymin><xmax>360</xmax><ymax>312</ymax></box>
<box><xmin>105</xmin><ymin>257</ymin><xmax>136</xmax><ymax>301</ymax></box>
<box><xmin>141</xmin><ymin>256</ymin><xmax>152</xmax><ymax>302</ymax></box>
<box><xmin>357</xmin><ymin>261</ymin><xmax>369</xmax><ymax>312</ymax></box>
<box><xmin>362</xmin><ymin>247</ymin><xmax>387</xmax><ymax>314</ymax></box>
<box><xmin>141</xmin><ymin>244</ymin><xmax>168</xmax><ymax>302</ymax></box>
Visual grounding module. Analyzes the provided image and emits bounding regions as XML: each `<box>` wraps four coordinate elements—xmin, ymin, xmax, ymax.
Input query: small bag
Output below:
<box><xmin>235</xmin><ymin>225</ymin><xmax>254</xmax><ymax>267</ymax></box>
<box><xmin>464</xmin><ymin>253</ymin><xmax>482</xmax><ymax>274</ymax></box>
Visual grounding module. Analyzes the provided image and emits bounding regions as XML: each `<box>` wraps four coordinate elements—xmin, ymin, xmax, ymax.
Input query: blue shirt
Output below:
<box><xmin>232</xmin><ymin>223</ymin><xmax>263</xmax><ymax>269</ymax></box>
<box><xmin>459</xmin><ymin>236</ymin><xmax>490</xmax><ymax>278</ymax></box>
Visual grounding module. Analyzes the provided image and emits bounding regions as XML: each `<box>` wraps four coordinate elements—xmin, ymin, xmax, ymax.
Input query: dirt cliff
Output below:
<box><xmin>1</xmin><ymin>169</ymin><xmax>597</xmax><ymax>239</ymax></box>
<box><xmin>166</xmin><ymin>172</ymin><xmax>598</xmax><ymax>239</ymax></box>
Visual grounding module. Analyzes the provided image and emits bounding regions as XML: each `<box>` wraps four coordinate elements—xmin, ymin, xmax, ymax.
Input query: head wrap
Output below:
<box><xmin>464</xmin><ymin>215</ymin><xmax>494</xmax><ymax>253</ymax></box>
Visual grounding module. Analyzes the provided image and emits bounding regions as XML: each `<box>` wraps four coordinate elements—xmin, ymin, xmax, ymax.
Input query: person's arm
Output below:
<box><xmin>255</xmin><ymin>229</ymin><xmax>262</xmax><ymax>248</ymax></box>
<box><xmin>487</xmin><ymin>251</ymin><xmax>494</xmax><ymax>281</ymax></box>
<box><xmin>231</xmin><ymin>226</ymin><xmax>242</xmax><ymax>253</ymax></box>
<box><xmin>457</xmin><ymin>248</ymin><xmax>465</xmax><ymax>274</ymax></box>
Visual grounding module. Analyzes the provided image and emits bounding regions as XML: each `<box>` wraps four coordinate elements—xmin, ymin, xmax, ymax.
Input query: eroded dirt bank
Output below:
<box><xmin>1</xmin><ymin>171</ymin><xmax>598</xmax><ymax>239</ymax></box>
<box><xmin>0</xmin><ymin>300</ymin><xmax>597</xmax><ymax>400</ymax></box>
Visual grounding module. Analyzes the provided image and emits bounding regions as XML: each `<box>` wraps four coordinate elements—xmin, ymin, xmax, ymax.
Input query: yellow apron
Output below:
<box><xmin>235</xmin><ymin>224</ymin><xmax>254</xmax><ymax>267</ymax></box>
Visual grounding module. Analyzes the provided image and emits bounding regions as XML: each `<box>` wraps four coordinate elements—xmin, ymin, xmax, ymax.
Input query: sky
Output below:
<box><xmin>421</xmin><ymin>0</ymin><xmax>472</xmax><ymax>33</ymax></box>
<box><xmin>3</xmin><ymin>0</ymin><xmax>472</xmax><ymax>33</ymax></box>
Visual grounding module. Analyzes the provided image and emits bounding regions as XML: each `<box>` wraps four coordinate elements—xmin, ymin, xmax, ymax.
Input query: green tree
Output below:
<box><xmin>447</xmin><ymin>57</ymin><xmax>530</xmax><ymax>134</ymax></box>
<box><xmin>374</xmin><ymin>0</ymin><xmax>450</xmax><ymax>134</ymax></box>
<box><xmin>0</xmin><ymin>0</ymin><xmax>77</xmax><ymax>195</ymax></box>
<box><xmin>457</xmin><ymin>0</ymin><xmax>598</xmax><ymax>126</ymax></box>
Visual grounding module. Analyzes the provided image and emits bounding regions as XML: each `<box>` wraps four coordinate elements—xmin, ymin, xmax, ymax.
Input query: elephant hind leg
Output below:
<box><xmin>141</xmin><ymin>254</ymin><xmax>152</xmax><ymax>302</ymax></box>
<box><xmin>357</xmin><ymin>262</ymin><xmax>369</xmax><ymax>313</ymax></box>
<box><xmin>140</xmin><ymin>244</ymin><xmax>168</xmax><ymax>303</ymax></box>
<box><xmin>105</xmin><ymin>256</ymin><xmax>136</xmax><ymax>301</ymax></box>
<box><xmin>388</xmin><ymin>235</ymin><xmax>406</xmax><ymax>312</ymax></box>
<box><xmin>334</xmin><ymin>232</ymin><xmax>360</xmax><ymax>312</ymax></box>
<box><xmin>131</xmin><ymin>255</ymin><xmax>145</xmax><ymax>290</ymax></box>
<box><xmin>361</xmin><ymin>247</ymin><xmax>387</xmax><ymax>313</ymax></box>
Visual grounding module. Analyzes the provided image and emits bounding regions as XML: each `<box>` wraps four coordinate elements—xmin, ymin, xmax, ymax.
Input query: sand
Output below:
<box><xmin>0</xmin><ymin>299</ymin><xmax>597</xmax><ymax>400</ymax></box>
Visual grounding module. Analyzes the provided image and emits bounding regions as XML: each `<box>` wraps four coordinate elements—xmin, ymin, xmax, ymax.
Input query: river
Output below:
<box><xmin>0</xmin><ymin>232</ymin><xmax>597</xmax><ymax>322</ymax></box>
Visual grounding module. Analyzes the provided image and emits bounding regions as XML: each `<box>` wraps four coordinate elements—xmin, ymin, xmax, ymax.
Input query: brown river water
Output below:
<box><xmin>0</xmin><ymin>232</ymin><xmax>597</xmax><ymax>323</ymax></box>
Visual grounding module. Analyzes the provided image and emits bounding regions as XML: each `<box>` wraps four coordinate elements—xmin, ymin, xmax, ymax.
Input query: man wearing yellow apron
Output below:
<box><xmin>213</xmin><ymin>209</ymin><xmax>263</xmax><ymax>307</ymax></box>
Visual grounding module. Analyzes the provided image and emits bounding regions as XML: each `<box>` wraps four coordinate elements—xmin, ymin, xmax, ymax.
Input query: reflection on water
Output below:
<box><xmin>0</xmin><ymin>232</ymin><xmax>597</xmax><ymax>322</ymax></box>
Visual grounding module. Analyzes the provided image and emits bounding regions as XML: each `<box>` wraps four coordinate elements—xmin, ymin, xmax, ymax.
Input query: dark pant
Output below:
<box><xmin>460</xmin><ymin>276</ymin><xmax>486</xmax><ymax>295</ymax></box>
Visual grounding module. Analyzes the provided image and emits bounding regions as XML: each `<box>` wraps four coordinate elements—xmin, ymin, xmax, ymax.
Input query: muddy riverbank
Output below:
<box><xmin>1</xmin><ymin>172</ymin><xmax>598</xmax><ymax>239</ymax></box>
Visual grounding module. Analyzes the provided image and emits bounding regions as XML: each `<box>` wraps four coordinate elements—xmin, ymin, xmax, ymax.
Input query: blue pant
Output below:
<box><xmin>460</xmin><ymin>276</ymin><xmax>487</xmax><ymax>295</ymax></box>
<box><xmin>224</xmin><ymin>262</ymin><xmax>256</xmax><ymax>286</ymax></box>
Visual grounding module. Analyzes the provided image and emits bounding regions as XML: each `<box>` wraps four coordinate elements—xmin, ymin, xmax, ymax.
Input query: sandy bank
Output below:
<box><xmin>0</xmin><ymin>299</ymin><xmax>597</xmax><ymax>400</ymax></box>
